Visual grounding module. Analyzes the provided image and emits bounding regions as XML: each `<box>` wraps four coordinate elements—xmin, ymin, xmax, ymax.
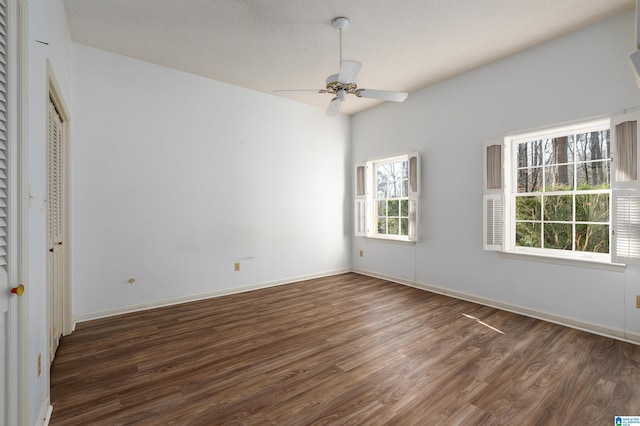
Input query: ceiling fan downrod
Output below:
<box><xmin>331</xmin><ymin>17</ymin><xmax>349</xmax><ymax>68</ymax></box>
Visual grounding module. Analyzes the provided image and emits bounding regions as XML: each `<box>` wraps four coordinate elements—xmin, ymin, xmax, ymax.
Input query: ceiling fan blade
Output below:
<box><xmin>326</xmin><ymin>97</ymin><xmax>342</xmax><ymax>116</ymax></box>
<box><xmin>272</xmin><ymin>89</ymin><xmax>325</xmax><ymax>93</ymax></box>
<box><xmin>356</xmin><ymin>89</ymin><xmax>408</xmax><ymax>102</ymax></box>
<box><xmin>338</xmin><ymin>60</ymin><xmax>362</xmax><ymax>84</ymax></box>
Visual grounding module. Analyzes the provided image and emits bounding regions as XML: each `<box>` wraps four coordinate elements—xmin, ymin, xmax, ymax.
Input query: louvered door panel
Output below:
<box><xmin>0</xmin><ymin>0</ymin><xmax>8</xmax><ymax>313</ymax></box>
<box><xmin>0</xmin><ymin>0</ymin><xmax>12</xmax><ymax>421</ymax></box>
<box><xmin>48</xmin><ymin>97</ymin><xmax>64</xmax><ymax>361</ymax></box>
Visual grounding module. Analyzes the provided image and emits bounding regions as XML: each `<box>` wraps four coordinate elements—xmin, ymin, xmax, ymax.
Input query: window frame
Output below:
<box><xmin>373</xmin><ymin>156</ymin><xmax>412</xmax><ymax>239</ymax></box>
<box><xmin>506</xmin><ymin>119</ymin><xmax>612</xmax><ymax>262</ymax></box>
<box><xmin>355</xmin><ymin>152</ymin><xmax>420</xmax><ymax>243</ymax></box>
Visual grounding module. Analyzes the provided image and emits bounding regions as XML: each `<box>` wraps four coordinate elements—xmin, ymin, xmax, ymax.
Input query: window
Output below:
<box><xmin>355</xmin><ymin>152</ymin><xmax>420</xmax><ymax>242</ymax></box>
<box><xmin>484</xmin><ymin>113</ymin><xmax>640</xmax><ymax>265</ymax></box>
<box><xmin>513</xmin><ymin>121</ymin><xmax>611</xmax><ymax>258</ymax></box>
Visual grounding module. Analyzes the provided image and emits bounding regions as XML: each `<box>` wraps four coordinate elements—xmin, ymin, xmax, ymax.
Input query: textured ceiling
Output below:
<box><xmin>63</xmin><ymin>0</ymin><xmax>635</xmax><ymax>115</ymax></box>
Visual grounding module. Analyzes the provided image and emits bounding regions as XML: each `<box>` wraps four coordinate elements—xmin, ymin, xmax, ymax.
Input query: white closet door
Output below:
<box><xmin>48</xmin><ymin>97</ymin><xmax>64</xmax><ymax>362</ymax></box>
<box><xmin>1</xmin><ymin>0</ymin><xmax>22</xmax><ymax>423</ymax></box>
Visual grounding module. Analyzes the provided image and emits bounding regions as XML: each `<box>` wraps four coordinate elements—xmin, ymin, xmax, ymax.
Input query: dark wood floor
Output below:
<box><xmin>50</xmin><ymin>273</ymin><xmax>640</xmax><ymax>425</ymax></box>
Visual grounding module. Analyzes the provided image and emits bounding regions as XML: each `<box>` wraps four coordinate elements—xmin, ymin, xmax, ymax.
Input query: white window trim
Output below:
<box><xmin>355</xmin><ymin>151</ymin><xmax>420</xmax><ymax>243</ymax></box>
<box><xmin>505</xmin><ymin>118</ymin><xmax>612</xmax><ymax>262</ymax></box>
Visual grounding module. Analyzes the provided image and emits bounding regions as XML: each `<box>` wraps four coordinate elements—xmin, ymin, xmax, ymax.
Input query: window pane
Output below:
<box><xmin>401</xmin><ymin>180</ymin><xmax>408</xmax><ymax>197</ymax></box>
<box><xmin>401</xmin><ymin>218</ymin><xmax>409</xmax><ymax>235</ymax></box>
<box><xmin>544</xmin><ymin>195</ymin><xmax>573</xmax><ymax>221</ymax></box>
<box><xmin>377</xmin><ymin>182</ymin><xmax>387</xmax><ymax>198</ymax></box>
<box><xmin>400</xmin><ymin>199</ymin><xmax>408</xmax><ymax>216</ymax></box>
<box><xmin>388</xmin><ymin>200</ymin><xmax>399</xmax><ymax>216</ymax></box>
<box><xmin>576</xmin><ymin>160</ymin><xmax>610</xmax><ymax>189</ymax></box>
<box><xmin>377</xmin><ymin>160</ymin><xmax>408</xmax><ymax>199</ymax></box>
<box><xmin>388</xmin><ymin>218</ymin><xmax>399</xmax><ymax>235</ymax></box>
<box><xmin>543</xmin><ymin>223</ymin><xmax>572</xmax><ymax>250</ymax></box>
<box><xmin>377</xmin><ymin>200</ymin><xmax>386</xmax><ymax>217</ymax></box>
<box><xmin>393</xmin><ymin>181</ymin><xmax>402</xmax><ymax>198</ymax></box>
<box><xmin>377</xmin><ymin>218</ymin><xmax>387</xmax><ymax>234</ymax></box>
<box><xmin>516</xmin><ymin>222</ymin><xmax>541</xmax><ymax>248</ymax></box>
<box><xmin>518</xmin><ymin>141</ymin><xmax>543</xmax><ymax>167</ymax></box>
<box><xmin>575</xmin><ymin>193</ymin><xmax>609</xmax><ymax>222</ymax></box>
<box><xmin>542</xmin><ymin>139</ymin><xmax>553</xmax><ymax>165</ymax></box>
<box><xmin>546</xmin><ymin>136</ymin><xmax>573</xmax><ymax>165</ymax></box>
<box><xmin>575</xmin><ymin>224</ymin><xmax>609</xmax><ymax>253</ymax></box>
<box><xmin>517</xmin><ymin>167</ymin><xmax>543</xmax><ymax>193</ymax></box>
<box><xmin>544</xmin><ymin>165</ymin><xmax>574</xmax><ymax>191</ymax></box>
<box><xmin>516</xmin><ymin>196</ymin><xmax>541</xmax><ymax>221</ymax></box>
<box><xmin>575</xmin><ymin>131</ymin><xmax>610</xmax><ymax>162</ymax></box>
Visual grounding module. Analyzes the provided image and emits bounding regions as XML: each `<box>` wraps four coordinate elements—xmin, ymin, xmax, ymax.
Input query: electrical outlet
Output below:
<box><xmin>234</xmin><ymin>262</ymin><xmax>240</xmax><ymax>272</ymax></box>
<box><xmin>359</xmin><ymin>250</ymin><xmax>363</xmax><ymax>257</ymax></box>
<box><xmin>37</xmin><ymin>353</ymin><xmax>41</xmax><ymax>377</ymax></box>
<box><xmin>637</xmin><ymin>295</ymin><xmax>640</xmax><ymax>309</ymax></box>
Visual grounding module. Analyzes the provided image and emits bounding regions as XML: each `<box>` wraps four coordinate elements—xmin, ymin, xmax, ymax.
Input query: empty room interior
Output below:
<box><xmin>6</xmin><ymin>0</ymin><xmax>640</xmax><ymax>425</ymax></box>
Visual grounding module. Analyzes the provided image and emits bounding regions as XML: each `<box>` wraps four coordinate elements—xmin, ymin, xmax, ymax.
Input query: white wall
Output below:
<box><xmin>352</xmin><ymin>11</ymin><xmax>640</xmax><ymax>341</ymax></box>
<box><xmin>27</xmin><ymin>0</ymin><xmax>72</xmax><ymax>423</ymax></box>
<box><xmin>71</xmin><ymin>44</ymin><xmax>351</xmax><ymax>318</ymax></box>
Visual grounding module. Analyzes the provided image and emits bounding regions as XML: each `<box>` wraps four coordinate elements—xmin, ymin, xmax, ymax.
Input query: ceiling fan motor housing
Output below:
<box><xmin>325</xmin><ymin>74</ymin><xmax>358</xmax><ymax>96</ymax></box>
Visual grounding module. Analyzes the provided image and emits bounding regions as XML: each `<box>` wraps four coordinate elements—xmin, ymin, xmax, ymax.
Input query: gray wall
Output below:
<box><xmin>71</xmin><ymin>44</ymin><xmax>351</xmax><ymax>318</ymax></box>
<box><xmin>352</xmin><ymin>11</ymin><xmax>640</xmax><ymax>341</ymax></box>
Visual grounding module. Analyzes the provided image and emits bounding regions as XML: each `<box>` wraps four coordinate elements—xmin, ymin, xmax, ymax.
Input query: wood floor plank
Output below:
<box><xmin>50</xmin><ymin>272</ymin><xmax>640</xmax><ymax>425</ymax></box>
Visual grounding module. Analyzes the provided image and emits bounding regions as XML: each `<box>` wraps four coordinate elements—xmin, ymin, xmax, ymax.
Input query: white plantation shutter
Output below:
<box><xmin>408</xmin><ymin>152</ymin><xmax>420</xmax><ymax>242</ymax></box>
<box><xmin>354</xmin><ymin>164</ymin><xmax>366</xmax><ymax>236</ymax></box>
<box><xmin>611</xmin><ymin>111</ymin><xmax>640</xmax><ymax>264</ymax></box>
<box><xmin>408</xmin><ymin>198</ymin><xmax>418</xmax><ymax>241</ymax></box>
<box><xmin>483</xmin><ymin>141</ymin><xmax>504</xmax><ymax>251</ymax></box>
<box><xmin>611</xmin><ymin>112</ymin><xmax>640</xmax><ymax>189</ymax></box>
<box><xmin>612</xmin><ymin>192</ymin><xmax>640</xmax><ymax>265</ymax></box>
<box><xmin>484</xmin><ymin>194</ymin><xmax>504</xmax><ymax>250</ymax></box>
<box><xmin>354</xmin><ymin>198</ymin><xmax>366</xmax><ymax>236</ymax></box>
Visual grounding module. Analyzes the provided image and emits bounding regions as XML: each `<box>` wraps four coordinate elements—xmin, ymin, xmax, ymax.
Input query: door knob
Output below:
<box><xmin>11</xmin><ymin>284</ymin><xmax>24</xmax><ymax>296</ymax></box>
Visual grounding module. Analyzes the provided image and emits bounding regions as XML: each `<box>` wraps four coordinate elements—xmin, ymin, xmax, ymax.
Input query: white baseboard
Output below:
<box><xmin>353</xmin><ymin>268</ymin><xmax>640</xmax><ymax>345</ymax></box>
<box><xmin>625</xmin><ymin>329</ymin><xmax>640</xmax><ymax>342</ymax></box>
<box><xmin>72</xmin><ymin>267</ymin><xmax>640</xmax><ymax>345</ymax></box>
<box><xmin>74</xmin><ymin>268</ymin><xmax>351</xmax><ymax>323</ymax></box>
<box><xmin>36</xmin><ymin>399</ymin><xmax>52</xmax><ymax>426</ymax></box>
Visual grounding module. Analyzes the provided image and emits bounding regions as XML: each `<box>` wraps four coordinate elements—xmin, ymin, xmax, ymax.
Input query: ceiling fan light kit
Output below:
<box><xmin>274</xmin><ymin>17</ymin><xmax>408</xmax><ymax>116</ymax></box>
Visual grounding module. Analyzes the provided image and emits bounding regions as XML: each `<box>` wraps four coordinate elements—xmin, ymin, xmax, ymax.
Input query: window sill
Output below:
<box><xmin>499</xmin><ymin>251</ymin><xmax>626</xmax><ymax>272</ymax></box>
<box><xmin>363</xmin><ymin>235</ymin><xmax>416</xmax><ymax>245</ymax></box>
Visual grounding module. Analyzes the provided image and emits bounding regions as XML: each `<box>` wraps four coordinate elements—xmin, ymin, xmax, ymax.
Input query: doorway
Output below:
<box><xmin>47</xmin><ymin>82</ymin><xmax>70</xmax><ymax>364</ymax></box>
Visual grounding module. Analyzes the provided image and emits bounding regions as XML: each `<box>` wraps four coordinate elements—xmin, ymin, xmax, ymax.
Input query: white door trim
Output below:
<box><xmin>17</xmin><ymin>0</ymin><xmax>28</xmax><ymax>419</ymax></box>
<box><xmin>46</xmin><ymin>63</ymin><xmax>72</xmax><ymax>338</ymax></box>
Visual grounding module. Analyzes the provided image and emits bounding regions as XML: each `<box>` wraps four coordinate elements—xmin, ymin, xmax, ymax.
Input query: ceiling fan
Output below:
<box><xmin>274</xmin><ymin>17</ymin><xmax>408</xmax><ymax>115</ymax></box>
